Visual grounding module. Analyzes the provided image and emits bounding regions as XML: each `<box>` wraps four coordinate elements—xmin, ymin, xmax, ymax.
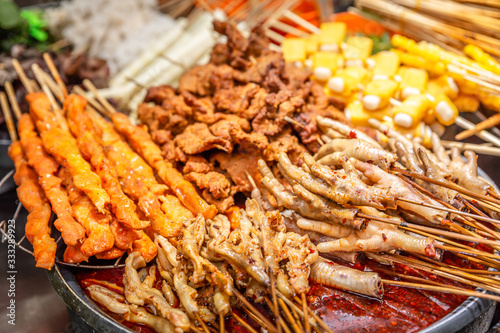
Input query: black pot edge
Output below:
<box><xmin>46</xmin><ymin>264</ymin><xmax>134</xmax><ymax>333</ymax></box>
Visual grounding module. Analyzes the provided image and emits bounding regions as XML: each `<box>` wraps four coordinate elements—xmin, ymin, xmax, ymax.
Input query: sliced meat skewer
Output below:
<box><xmin>17</xmin><ymin>113</ymin><xmax>85</xmax><ymax>246</ymax></box>
<box><xmin>27</xmin><ymin>92</ymin><xmax>111</xmax><ymax>214</ymax></box>
<box><xmin>8</xmin><ymin>141</ymin><xmax>57</xmax><ymax>269</ymax></box>
<box><xmin>65</xmin><ymin>94</ymin><xmax>149</xmax><ymax>230</ymax></box>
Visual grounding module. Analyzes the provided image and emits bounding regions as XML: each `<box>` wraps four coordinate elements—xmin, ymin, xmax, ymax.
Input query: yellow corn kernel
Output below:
<box><xmin>428</xmin><ymin>81</ymin><xmax>459</xmax><ymax>126</ymax></box>
<box><xmin>464</xmin><ymin>44</ymin><xmax>500</xmax><ymax>76</ymax></box>
<box><xmin>396</xmin><ymin>66</ymin><xmax>428</xmax><ymax>99</ymax></box>
<box><xmin>282</xmin><ymin>38</ymin><xmax>306</xmax><ymax>63</ymax></box>
<box><xmin>312</xmin><ymin>52</ymin><xmax>340</xmax><ymax>81</ymax></box>
<box><xmin>393</xmin><ymin>95</ymin><xmax>431</xmax><ymax>129</ymax></box>
<box><xmin>327</xmin><ymin>66</ymin><xmax>369</xmax><ymax>96</ymax></box>
<box><xmin>345</xmin><ymin>100</ymin><xmax>391</xmax><ymax>127</ymax></box>
<box><xmin>392</xmin><ymin>35</ymin><xmax>440</xmax><ymax>62</ymax></box>
<box><xmin>305</xmin><ymin>34</ymin><xmax>319</xmax><ymax>55</ymax></box>
<box><xmin>319</xmin><ymin>22</ymin><xmax>346</xmax><ymax>52</ymax></box>
<box><xmin>423</xmin><ymin>106</ymin><xmax>436</xmax><ymax>124</ymax></box>
<box><xmin>362</xmin><ymin>79</ymin><xmax>399</xmax><ymax>110</ymax></box>
<box><xmin>430</xmin><ymin>75</ymin><xmax>459</xmax><ymax>99</ymax></box>
<box><xmin>371</xmin><ymin>51</ymin><xmax>401</xmax><ymax>80</ymax></box>
<box><xmin>453</xmin><ymin>94</ymin><xmax>480</xmax><ymax>113</ymax></box>
<box><xmin>343</xmin><ymin>36</ymin><xmax>373</xmax><ymax>66</ymax></box>
<box><xmin>391</xmin><ymin>49</ymin><xmax>446</xmax><ymax>77</ymax></box>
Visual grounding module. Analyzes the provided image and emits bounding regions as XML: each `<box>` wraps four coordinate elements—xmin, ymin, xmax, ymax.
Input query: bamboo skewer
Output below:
<box><xmin>455</xmin><ymin>113</ymin><xmax>500</xmax><ymax>140</ymax></box>
<box><xmin>370</xmin><ymin>253</ymin><xmax>500</xmax><ymax>296</ymax></box>
<box><xmin>396</xmin><ymin>197</ymin><xmax>500</xmax><ymax>225</ymax></box>
<box><xmin>232</xmin><ymin>313</ymin><xmax>259</xmax><ymax>333</ymax></box>
<box><xmin>358</xmin><ymin>212</ymin><xmax>500</xmax><ymax>247</ymax></box>
<box><xmin>232</xmin><ymin>288</ymin><xmax>277</xmax><ymax>333</ymax></box>
<box><xmin>0</xmin><ymin>92</ymin><xmax>17</xmax><ymax>142</ymax></box>
<box><xmin>301</xmin><ymin>293</ymin><xmax>310</xmax><ymax>333</ymax></box>
<box><xmin>219</xmin><ymin>313</ymin><xmax>224</xmax><ymax>333</ymax></box>
<box><xmin>4</xmin><ymin>82</ymin><xmax>21</xmax><ymax>120</ymax></box>
<box><xmin>11</xmin><ymin>59</ymin><xmax>33</xmax><ymax>94</ymax></box>
<box><xmin>440</xmin><ymin>141</ymin><xmax>500</xmax><ymax>157</ymax></box>
<box><xmin>392</xmin><ymin>167</ymin><xmax>500</xmax><ymax>206</ymax></box>
<box><xmin>381</xmin><ymin>279</ymin><xmax>500</xmax><ymax>302</ymax></box>
<box><xmin>454</xmin><ymin>116</ymin><xmax>500</xmax><ymax>148</ymax></box>
<box><xmin>194</xmin><ymin>313</ymin><xmax>211</xmax><ymax>333</ymax></box>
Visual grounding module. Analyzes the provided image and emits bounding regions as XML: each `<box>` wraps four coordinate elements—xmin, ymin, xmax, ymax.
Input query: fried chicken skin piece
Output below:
<box><xmin>111</xmin><ymin>112</ymin><xmax>217</xmax><ymax>219</ymax></box>
<box><xmin>26</xmin><ymin>92</ymin><xmax>111</xmax><ymax>214</ymax></box>
<box><xmin>64</xmin><ymin>94</ymin><xmax>149</xmax><ymax>230</ymax></box>
<box><xmin>9</xmin><ymin>141</ymin><xmax>56</xmax><ymax>269</ymax></box>
<box><xmin>17</xmin><ymin>113</ymin><xmax>85</xmax><ymax>246</ymax></box>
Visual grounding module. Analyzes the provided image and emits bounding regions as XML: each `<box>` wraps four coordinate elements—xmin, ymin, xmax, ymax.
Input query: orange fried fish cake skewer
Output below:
<box><xmin>110</xmin><ymin>112</ymin><xmax>217</xmax><ymax>219</ymax></box>
<box><xmin>64</xmin><ymin>244</ymin><xmax>89</xmax><ymax>264</ymax></box>
<box><xmin>26</xmin><ymin>93</ymin><xmax>111</xmax><ymax>214</ymax></box>
<box><xmin>59</xmin><ymin>167</ymin><xmax>115</xmax><ymax>257</ymax></box>
<box><xmin>8</xmin><ymin>141</ymin><xmax>56</xmax><ymax>269</ymax></box>
<box><xmin>110</xmin><ymin>218</ymin><xmax>141</xmax><ymax>251</ymax></box>
<box><xmin>17</xmin><ymin>113</ymin><xmax>85</xmax><ymax>246</ymax></box>
<box><xmin>64</xmin><ymin>94</ymin><xmax>149</xmax><ymax>230</ymax></box>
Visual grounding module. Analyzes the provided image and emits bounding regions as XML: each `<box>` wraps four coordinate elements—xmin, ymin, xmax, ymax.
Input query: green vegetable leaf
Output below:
<box><xmin>29</xmin><ymin>26</ymin><xmax>48</xmax><ymax>41</ymax></box>
<box><xmin>0</xmin><ymin>1</ymin><xmax>21</xmax><ymax>30</ymax></box>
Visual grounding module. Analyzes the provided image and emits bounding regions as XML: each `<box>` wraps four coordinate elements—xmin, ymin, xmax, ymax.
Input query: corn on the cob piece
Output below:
<box><xmin>396</xmin><ymin>66</ymin><xmax>428</xmax><ymax>99</ymax></box>
<box><xmin>318</xmin><ymin>22</ymin><xmax>346</xmax><ymax>52</ymax></box>
<box><xmin>362</xmin><ymin>79</ymin><xmax>399</xmax><ymax>110</ymax></box>
<box><xmin>391</xmin><ymin>49</ymin><xmax>446</xmax><ymax>77</ymax></box>
<box><xmin>327</xmin><ymin>66</ymin><xmax>369</xmax><ymax>96</ymax></box>
<box><xmin>464</xmin><ymin>44</ymin><xmax>500</xmax><ymax>76</ymax></box>
<box><xmin>393</xmin><ymin>94</ymin><xmax>431</xmax><ymax>128</ymax></box>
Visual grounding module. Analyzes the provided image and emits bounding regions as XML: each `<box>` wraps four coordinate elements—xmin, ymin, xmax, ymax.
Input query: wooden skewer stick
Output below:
<box><xmin>4</xmin><ymin>82</ymin><xmax>21</xmax><ymax>120</ymax></box>
<box><xmin>194</xmin><ymin>313</ymin><xmax>211</xmax><ymax>333</ymax></box>
<box><xmin>83</xmin><ymin>79</ymin><xmax>117</xmax><ymax>114</ymax></box>
<box><xmin>242</xmin><ymin>305</ymin><xmax>280</xmax><ymax>333</ymax></box>
<box><xmin>0</xmin><ymin>92</ymin><xmax>17</xmax><ymax>142</ymax></box>
<box><xmin>455</xmin><ymin>113</ymin><xmax>500</xmax><ymax>141</ymax></box>
<box><xmin>390</xmin><ymin>253</ymin><xmax>500</xmax><ymax>292</ymax></box>
<box><xmin>376</xmin><ymin>267</ymin><xmax>464</xmax><ymax>289</ymax></box>
<box><xmin>396</xmin><ymin>197</ymin><xmax>500</xmax><ymax>225</ymax></box>
<box><xmin>381</xmin><ymin>279</ymin><xmax>500</xmax><ymax>302</ymax></box>
<box><xmin>435</xmin><ymin>243</ymin><xmax>500</xmax><ymax>261</ymax></box>
<box><xmin>72</xmin><ymin>86</ymin><xmax>107</xmax><ymax>115</ymax></box>
<box><xmin>293</xmin><ymin>296</ymin><xmax>334</xmax><ymax>333</ymax></box>
<box><xmin>33</xmin><ymin>69</ymin><xmax>63</xmax><ymax>102</ymax></box>
<box><xmin>461</xmin><ymin>194</ymin><xmax>500</xmax><ymax>214</ymax></box>
<box><xmin>357</xmin><ymin>212</ymin><xmax>500</xmax><ymax>247</ymax></box>
<box><xmin>455</xmin><ymin>253</ymin><xmax>500</xmax><ymax>272</ymax></box>
<box><xmin>11</xmin><ymin>59</ymin><xmax>33</xmax><ymax>94</ymax></box>
<box><xmin>278</xmin><ymin>298</ymin><xmax>302</xmax><ymax>333</ymax></box>
<box><xmin>43</xmin><ymin>53</ymin><xmax>68</xmax><ymax>98</ymax></box>
<box><xmin>232</xmin><ymin>288</ymin><xmax>277</xmax><ymax>332</ymax></box>
<box><xmin>440</xmin><ymin>140</ymin><xmax>500</xmax><ymax>157</ymax></box>
<box><xmin>392</xmin><ymin>167</ymin><xmax>500</xmax><ymax>206</ymax></box>
<box><xmin>219</xmin><ymin>313</ymin><xmax>224</xmax><ymax>333</ymax></box>
<box><xmin>190</xmin><ymin>323</ymin><xmax>204</xmax><ymax>333</ymax></box>
<box><xmin>455</xmin><ymin>116</ymin><xmax>500</xmax><ymax>148</ymax></box>
<box><xmin>369</xmin><ymin>253</ymin><xmax>500</xmax><ymax>295</ymax></box>
<box><xmin>232</xmin><ymin>313</ymin><xmax>259</xmax><ymax>333</ymax></box>
<box><xmin>301</xmin><ymin>293</ymin><xmax>310</xmax><ymax>333</ymax></box>
<box><xmin>31</xmin><ymin>64</ymin><xmax>69</xmax><ymax>133</ymax></box>
<box><xmin>275</xmin><ymin>291</ymin><xmax>317</xmax><ymax>329</ymax></box>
